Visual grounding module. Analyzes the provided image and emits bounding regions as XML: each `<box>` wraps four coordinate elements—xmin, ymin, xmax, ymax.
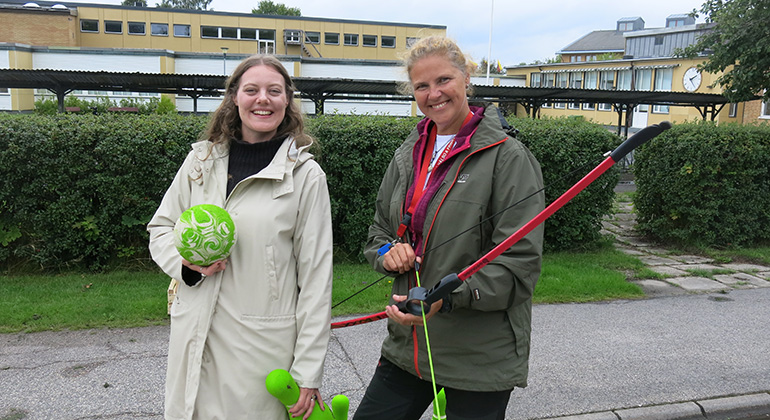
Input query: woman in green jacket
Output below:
<box><xmin>354</xmin><ymin>36</ymin><xmax>545</xmax><ymax>420</ymax></box>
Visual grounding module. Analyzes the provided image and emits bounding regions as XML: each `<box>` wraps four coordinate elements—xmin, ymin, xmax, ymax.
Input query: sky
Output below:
<box><xmin>71</xmin><ymin>0</ymin><xmax>707</xmax><ymax>67</ymax></box>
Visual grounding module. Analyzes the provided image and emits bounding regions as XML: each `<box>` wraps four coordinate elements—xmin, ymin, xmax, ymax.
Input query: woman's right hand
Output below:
<box><xmin>182</xmin><ymin>259</ymin><xmax>228</xmax><ymax>277</ymax></box>
<box><xmin>382</xmin><ymin>242</ymin><xmax>421</xmax><ymax>273</ymax></box>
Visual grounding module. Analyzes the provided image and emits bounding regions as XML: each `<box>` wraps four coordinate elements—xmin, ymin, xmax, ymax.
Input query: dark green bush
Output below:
<box><xmin>634</xmin><ymin>121</ymin><xmax>770</xmax><ymax>247</ymax></box>
<box><xmin>0</xmin><ymin>114</ymin><xmax>206</xmax><ymax>270</ymax></box>
<box><xmin>1</xmin><ymin>112</ymin><xmax>625</xmax><ymax>271</ymax></box>
<box><xmin>511</xmin><ymin>116</ymin><xmax>621</xmax><ymax>252</ymax></box>
<box><xmin>307</xmin><ymin>114</ymin><xmax>419</xmax><ymax>261</ymax></box>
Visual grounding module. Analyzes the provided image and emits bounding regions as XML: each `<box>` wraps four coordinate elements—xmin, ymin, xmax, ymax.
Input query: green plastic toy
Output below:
<box><xmin>431</xmin><ymin>388</ymin><xmax>446</xmax><ymax>420</ymax></box>
<box><xmin>265</xmin><ymin>369</ymin><xmax>349</xmax><ymax>420</ymax></box>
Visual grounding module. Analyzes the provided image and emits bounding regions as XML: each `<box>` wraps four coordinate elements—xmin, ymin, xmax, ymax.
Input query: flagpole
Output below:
<box><xmin>485</xmin><ymin>0</ymin><xmax>494</xmax><ymax>83</ymax></box>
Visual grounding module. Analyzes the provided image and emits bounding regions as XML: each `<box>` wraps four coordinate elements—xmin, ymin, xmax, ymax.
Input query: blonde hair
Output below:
<box><xmin>399</xmin><ymin>35</ymin><xmax>476</xmax><ymax>96</ymax></box>
<box><xmin>203</xmin><ymin>55</ymin><xmax>311</xmax><ymax>147</ymax></box>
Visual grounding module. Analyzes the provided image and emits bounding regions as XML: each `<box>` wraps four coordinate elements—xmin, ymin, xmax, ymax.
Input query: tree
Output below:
<box><xmin>679</xmin><ymin>0</ymin><xmax>770</xmax><ymax>102</ymax></box>
<box><xmin>252</xmin><ymin>0</ymin><xmax>301</xmax><ymax>16</ymax></box>
<box><xmin>156</xmin><ymin>0</ymin><xmax>212</xmax><ymax>10</ymax></box>
<box><xmin>122</xmin><ymin>0</ymin><xmax>147</xmax><ymax>6</ymax></box>
<box><xmin>477</xmin><ymin>58</ymin><xmax>504</xmax><ymax>75</ymax></box>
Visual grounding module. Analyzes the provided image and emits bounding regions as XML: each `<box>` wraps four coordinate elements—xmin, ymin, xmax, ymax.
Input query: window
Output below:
<box><xmin>151</xmin><ymin>23</ymin><xmax>168</xmax><ymax>36</ymax></box>
<box><xmin>543</xmin><ymin>73</ymin><xmax>555</xmax><ymax>88</ymax></box>
<box><xmin>667</xmin><ymin>19</ymin><xmax>685</xmax><ymax>28</ymax></box>
<box><xmin>285</xmin><ymin>29</ymin><xmax>301</xmax><ymax>43</ymax></box>
<box><xmin>128</xmin><ymin>21</ymin><xmax>145</xmax><ymax>35</ymax></box>
<box><xmin>655</xmin><ymin>36</ymin><xmax>664</xmax><ymax>46</ymax></box>
<box><xmin>542</xmin><ymin>100</ymin><xmax>551</xmax><ymax>109</ymax></box>
<box><xmin>761</xmin><ymin>99</ymin><xmax>770</xmax><ymax>118</ymax></box>
<box><xmin>584</xmin><ymin>71</ymin><xmax>598</xmax><ymax>89</ymax></box>
<box><xmin>599</xmin><ymin>103</ymin><xmax>613</xmax><ymax>111</ymax></box>
<box><xmin>0</xmin><ymin>87</ymin><xmax>8</xmax><ymax>94</ymax></box>
<box><xmin>221</xmin><ymin>27</ymin><xmax>237</xmax><ymax>39</ymax></box>
<box><xmin>617</xmin><ymin>70</ymin><xmax>632</xmax><ymax>90</ymax></box>
<box><xmin>599</xmin><ymin>71</ymin><xmax>615</xmax><ymax>90</ymax></box>
<box><xmin>652</xmin><ymin>68</ymin><xmax>673</xmax><ymax>113</ymax></box>
<box><xmin>240</xmin><ymin>28</ymin><xmax>256</xmax><ymax>40</ymax></box>
<box><xmin>634</xmin><ymin>68</ymin><xmax>652</xmax><ymax>111</ymax></box>
<box><xmin>618</xmin><ymin>22</ymin><xmax>633</xmax><ymax>31</ymax></box>
<box><xmin>305</xmin><ymin>31</ymin><xmax>320</xmax><ymax>44</ymax></box>
<box><xmin>569</xmin><ymin>72</ymin><xmax>582</xmax><ymax>89</ymax></box>
<box><xmin>174</xmin><ymin>24</ymin><xmax>190</xmax><ymax>37</ymax></box>
<box><xmin>259</xmin><ymin>29</ymin><xmax>275</xmax><ymax>40</ymax></box>
<box><xmin>582</xmin><ymin>102</ymin><xmax>595</xmax><ymax>110</ymax></box>
<box><xmin>568</xmin><ymin>72</ymin><xmax>582</xmax><ymax>109</ymax></box>
<box><xmin>80</xmin><ymin>19</ymin><xmax>98</xmax><ymax>33</ymax></box>
<box><xmin>555</xmin><ymin>73</ymin><xmax>568</xmax><ymax>88</ymax></box>
<box><xmin>729</xmin><ymin>103</ymin><xmax>738</xmax><ymax>118</ymax></box>
<box><xmin>634</xmin><ymin>69</ymin><xmax>652</xmax><ymax>91</ymax></box>
<box><xmin>201</xmin><ymin>26</ymin><xmax>218</xmax><ymax>38</ymax></box>
<box><xmin>105</xmin><ymin>20</ymin><xmax>122</xmax><ymax>34</ymax></box>
<box><xmin>259</xmin><ymin>41</ymin><xmax>275</xmax><ymax>54</ymax></box>
<box><xmin>344</xmin><ymin>33</ymin><xmax>358</xmax><ymax>46</ymax></box>
<box><xmin>381</xmin><ymin>36</ymin><xmax>396</xmax><ymax>48</ymax></box>
<box><xmin>324</xmin><ymin>32</ymin><xmax>339</xmax><ymax>45</ymax></box>
<box><xmin>363</xmin><ymin>34</ymin><xmax>377</xmax><ymax>47</ymax></box>
<box><xmin>530</xmin><ymin>73</ymin><xmax>541</xmax><ymax>87</ymax></box>
<box><xmin>554</xmin><ymin>101</ymin><xmax>566</xmax><ymax>109</ymax></box>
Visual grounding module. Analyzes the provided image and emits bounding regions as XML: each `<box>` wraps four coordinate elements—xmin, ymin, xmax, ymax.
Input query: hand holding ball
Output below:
<box><xmin>174</xmin><ymin>204</ymin><xmax>237</xmax><ymax>266</ymax></box>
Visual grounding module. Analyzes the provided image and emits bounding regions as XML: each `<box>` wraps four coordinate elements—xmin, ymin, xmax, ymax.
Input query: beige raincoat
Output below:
<box><xmin>148</xmin><ymin>137</ymin><xmax>333</xmax><ymax>420</ymax></box>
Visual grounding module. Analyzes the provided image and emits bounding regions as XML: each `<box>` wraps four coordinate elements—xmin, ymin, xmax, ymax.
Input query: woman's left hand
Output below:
<box><xmin>385</xmin><ymin>295</ymin><xmax>443</xmax><ymax>327</ymax></box>
<box><xmin>289</xmin><ymin>387</ymin><xmax>324</xmax><ymax>420</ymax></box>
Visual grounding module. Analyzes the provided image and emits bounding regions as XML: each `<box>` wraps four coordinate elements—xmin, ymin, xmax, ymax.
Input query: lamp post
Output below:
<box><xmin>220</xmin><ymin>47</ymin><xmax>229</xmax><ymax>75</ymax></box>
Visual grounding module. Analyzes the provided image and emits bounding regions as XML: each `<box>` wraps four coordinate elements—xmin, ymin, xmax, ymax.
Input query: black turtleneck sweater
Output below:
<box><xmin>226</xmin><ymin>135</ymin><xmax>286</xmax><ymax>197</ymax></box>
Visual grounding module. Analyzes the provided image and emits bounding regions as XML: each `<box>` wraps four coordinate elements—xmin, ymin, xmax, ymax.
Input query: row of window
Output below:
<box><xmin>531</xmin><ymin>68</ymin><xmax>674</xmax><ymax>113</ymax></box>
<box><xmin>290</xmin><ymin>30</ymin><xmax>397</xmax><ymax>48</ymax></box>
<box><xmin>80</xmin><ymin>19</ymin><xmax>277</xmax><ymax>40</ymax></box>
<box><xmin>539</xmin><ymin>100</ymin><xmax>668</xmax><ymax>114</ymax></box>
<box><xmin>530</xmin><ymin>68</ymin><xmax>670</xmax><ymax>91</ymax></box>
<box><xmin>79</xmin><ymin>19</ymin><xmax>402</xmax><ymax>49</ymax></box>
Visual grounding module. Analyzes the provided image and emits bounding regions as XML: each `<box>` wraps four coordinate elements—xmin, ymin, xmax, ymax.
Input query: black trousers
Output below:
<box><xmin>352</xmin><ymin>357</ymin><xmax>513</xmax><ymax>420</ymax></box>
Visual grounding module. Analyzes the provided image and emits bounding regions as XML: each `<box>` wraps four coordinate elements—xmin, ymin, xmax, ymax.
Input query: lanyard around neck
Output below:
<box><xmin>396</xmin><ymin>111</ymin><xmax>474</xmax><ymax>238</ymax></box>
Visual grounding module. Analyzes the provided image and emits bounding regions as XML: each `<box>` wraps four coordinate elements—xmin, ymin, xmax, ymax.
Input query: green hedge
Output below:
<box><xmin>306</xmin><ymin>115</ymin><xmax>419</xmax><ymax>260</ymax></box>
<box><xmin>511</xmin><ymin>117</ymin><xmax>621</xmax><ymax>252</ymax></box>
<box><xmin>634</xmin><ymin>121</ymin><xmax>770</xmax><ymax>247</ymax></box>
<box><xmin>1</xmin><ymin>112</ymin><xmax>622</xmax><ymax>271</ymax></box>
<box><xmin>0</xmin><ymin>114</ymin><xmax>206</xmax><ymax>270</ymax></box>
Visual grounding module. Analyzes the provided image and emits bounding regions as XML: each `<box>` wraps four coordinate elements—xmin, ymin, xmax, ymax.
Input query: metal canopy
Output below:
<box><xmin>0</xmin><ymin>69</ymin><xmax>741</xmax><ymax>127</ymax></box>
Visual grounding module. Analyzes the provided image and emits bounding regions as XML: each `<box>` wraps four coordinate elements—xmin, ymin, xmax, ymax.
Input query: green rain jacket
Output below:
<box><xmin>364</xmin><ymin>104</ymin><xmax>545</xmax><ymax>391</ymax></box>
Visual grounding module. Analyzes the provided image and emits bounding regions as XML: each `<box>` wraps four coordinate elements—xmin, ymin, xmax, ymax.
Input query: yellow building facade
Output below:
<box><xmin>0</xmin><ymin>1</ymin><xmax>446</xmax><ymax>112</ymax></box>
<box><xmin>505</xmin><ymin>17</ymin><xmax>769</xmax><ymax>127</ymax></box>
<box><xmin>2</xmin><ymin>1</ymin><xmax>445</xmax><ymax>61</ymax></box>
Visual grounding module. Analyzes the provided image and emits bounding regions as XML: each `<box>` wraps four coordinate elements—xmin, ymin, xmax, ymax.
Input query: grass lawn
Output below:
<box><xmin>1</xmin><ymin>242</ymin><xmax>649</xmax><ymax>333</ymax></box>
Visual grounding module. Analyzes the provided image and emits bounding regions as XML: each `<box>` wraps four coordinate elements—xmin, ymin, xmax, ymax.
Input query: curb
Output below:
<box><xmin>543</xmin><ymin>392</ymin><xmax>770</xmax><ymax>420</ymax></box>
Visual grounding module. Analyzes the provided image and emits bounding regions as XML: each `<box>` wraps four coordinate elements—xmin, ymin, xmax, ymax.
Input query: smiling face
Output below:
<box><xmin>409</xmin><ymin>54</ymin><xmax>471</xmax><ymax>135</ymax></box>
<box><xmin>233</xmin><ymin>64</ymin><xmax>289</xmax><ymax>143</ymax></box>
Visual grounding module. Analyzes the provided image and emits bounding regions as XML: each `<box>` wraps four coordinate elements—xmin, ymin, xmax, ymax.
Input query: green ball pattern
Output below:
<box><xmin>174</xmin><ymin>204</ymin><xmax>237</xmax><ymax>266</ymax></box>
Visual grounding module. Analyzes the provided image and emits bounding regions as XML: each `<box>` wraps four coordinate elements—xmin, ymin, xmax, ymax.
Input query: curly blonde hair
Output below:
<box><xmin>399</xmin><ymin>35</ymin><xmax>476</xmax><ymax>97</ymax></box>
<box><xmin>202</xmin><ymin>55</ymin><xmax>310</xmax><ymax>147</ymax></box>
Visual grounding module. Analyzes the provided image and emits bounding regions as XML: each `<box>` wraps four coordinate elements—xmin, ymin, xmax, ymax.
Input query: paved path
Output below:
<box><xmin>1</xmin><ymin>189</ymin><xmax>769</xmax><ymax>420</ymax></box>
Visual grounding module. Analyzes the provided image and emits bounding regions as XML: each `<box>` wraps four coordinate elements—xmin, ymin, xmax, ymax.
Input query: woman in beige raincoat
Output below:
<box><xmin>148</xmin><ymin>55</ymin><xmax>333</xmax><ymax>420</ymax></box>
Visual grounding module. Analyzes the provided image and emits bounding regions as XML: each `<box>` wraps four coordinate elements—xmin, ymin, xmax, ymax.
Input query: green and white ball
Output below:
<box><xmin>174</xmin><ymin>204</ymin><xmax>237</xmax><ymax>266</ymax></box>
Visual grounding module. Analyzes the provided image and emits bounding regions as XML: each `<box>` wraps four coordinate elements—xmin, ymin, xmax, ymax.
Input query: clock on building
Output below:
<box><xmin>683</xmin><ymin>67</ymin><xmax>702</xmax><ymax>92</ymax></box>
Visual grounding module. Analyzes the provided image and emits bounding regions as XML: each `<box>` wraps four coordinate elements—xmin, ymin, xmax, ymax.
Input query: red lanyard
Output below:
<box><xmin>396</xmin><ymin>111</ymin><xmax>473</xmax><ymax>238</ymax></box>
